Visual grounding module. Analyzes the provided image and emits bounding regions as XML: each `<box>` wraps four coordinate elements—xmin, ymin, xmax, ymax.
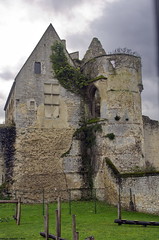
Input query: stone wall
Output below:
<box><xmin>12</xmin><ymin>127</ymin><xmax>83</xmax><ymax>202</ymax></box>
<box><xmin>121</xmin><ymin>175</ymin><xmax>159</xmax><ymax>214</ymax></box>
<box><xmin>0</xmin><ymin>125</ymin><xmax>16</xmax><ymax>186</ymax></box>
<box><xmin>0</xmin><ymin>125</ymin><xmax>5</xmax><ymax>185</ymax></box>
<box><xmin>100</xmin><ymin>162</ymin><xmax>159</xmax><ymax>214</ymax></box>
<box><xmin>143</xmin><ymin>116</ymin><xmax>159</xmax><ymax>170</ymax></box>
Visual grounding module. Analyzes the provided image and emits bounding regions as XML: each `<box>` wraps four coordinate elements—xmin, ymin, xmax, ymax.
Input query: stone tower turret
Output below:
<box><xmin>82</xmin><ymin>39</ymin><xmax>145</xmax><ymax>173</ymax></box>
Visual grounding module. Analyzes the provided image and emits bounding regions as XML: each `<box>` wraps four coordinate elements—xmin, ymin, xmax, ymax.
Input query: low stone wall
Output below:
<box><xmin>121</xmin><ymin>175</ymin><xmax>159</xmax><ymax>214</ymax></box>
<box><xmin>143</xmin><ymin>115</ymin><xmax>159</xmax><ymax>169</ymax></box>
<box><xmin>103</xmin><ymin>160</ymin><xmax>159</xmax><ymax>214</ymax></box>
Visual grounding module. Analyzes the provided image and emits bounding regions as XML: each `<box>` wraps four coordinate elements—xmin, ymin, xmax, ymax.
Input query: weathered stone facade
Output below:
<box><xmin>143</xmin><ymin>116</ymin><xmax>159</xmax><ymax>169</ymax></box>
<box><xmin>1</xmin><ymin>24</ymin><xmax>159</xmax><ymax>213</ymax></box>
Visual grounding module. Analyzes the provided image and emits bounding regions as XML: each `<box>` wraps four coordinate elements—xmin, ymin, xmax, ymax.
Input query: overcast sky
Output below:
<box><xmin>0</xmin><ymin>0</ymin><xmax>158</xmax><ymax>123</ymax></box>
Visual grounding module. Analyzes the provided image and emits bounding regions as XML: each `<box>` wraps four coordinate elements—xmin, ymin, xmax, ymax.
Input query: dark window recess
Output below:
<box><xmin>87</xmin><ymin>85</ymin><xmax>100</xmax><ymax>118</ymax></box>
<box><xmin>34</xmin><ymin>62</ymin><xmax>41</xmax><ymax>74</ymax></box>
<box><xmin>30</xmin><ymin>101</ymin><xmax>35</xmax><ymax>110</ymax></box>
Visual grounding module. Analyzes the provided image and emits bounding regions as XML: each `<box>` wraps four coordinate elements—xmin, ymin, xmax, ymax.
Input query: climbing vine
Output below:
<box><xmin>0</xmin><ymin>125</ymin><xmax>16</xmax><ymax>184</ymax></box>
<box><xmin>50</xmin><ymin>41</ymin><xmax>106</xmax><ymax>94</ymax></box>
<box><xmin>105</xmin><ymin>133</ymin><xmax>115</xmax><ymax>140</ymax></box>
<box><xmin>50</xmin><ymin>41</ymin><xmax>89</xmax><ymax>94</ymax></box>
<box><xmin>75</xmin><ymin>121</ymin><xmax>102</xmax><ymax>189</ymax></box>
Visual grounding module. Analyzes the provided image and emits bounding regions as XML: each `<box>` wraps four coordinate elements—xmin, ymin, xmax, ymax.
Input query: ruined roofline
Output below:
<box><xmin>106</xmin><ymin>53</ymin><xmax>141</xmax><ymax>58</ymax></box>
<box><xmin>81</xmin><ymin>52</ymin><xmax>141</xmax><ymax>68</ymax></box>
<box><xmin>142</xmin><ymin>115</ymin><xmax>159</xmax><ymax>125</ymax></box>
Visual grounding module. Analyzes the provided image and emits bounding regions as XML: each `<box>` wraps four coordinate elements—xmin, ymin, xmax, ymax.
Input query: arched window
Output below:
<box><xmin>87</xmin><ymin>85</ymin><xmax>100</xmax><ymax>118</ymax></box>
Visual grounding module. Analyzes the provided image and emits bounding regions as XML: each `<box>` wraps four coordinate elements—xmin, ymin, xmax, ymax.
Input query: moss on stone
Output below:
<box><xmin>74</xmin><ymin>122</ymin><xmax>102</xmax><ymax>189</ymax></box>
<box><xmin>105</xmin><ymin>133</ymin><xmax>115</xmax><ymax>140</ymax></box>
<box><xmin>105</xmin><ymin>157</ymin><xmax>120</xmax><ymax>176</ymax></box>
<box><xmin>88</xmin><ymin>75</ymin><xmax>107</xmax><ymax>83</ymax></box>
<box><xmin>105</xmin><ymin>157</ymin><xmax>159</xmax><ymax>179</ymax></box>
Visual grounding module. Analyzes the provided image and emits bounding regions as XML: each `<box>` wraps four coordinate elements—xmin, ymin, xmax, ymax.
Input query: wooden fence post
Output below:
<box><xmin>94</xmin><ymin>188</ymin><xmax>97</xmax><ymax>214</ymax></box>
<box><xmin>57</xmin><ymin>196</ymin><xmax>61</xmax><ymax>238</ymax></box>
<box><xmin>129</xmin><ymin>188</ymin><xmax>134</xmax><ymax>211</ymax></box>
<box><xmin>15</xmin><ymin>202</ymin><xmax>18</xmax><ymax>220</ymax></box>
<box><xmin>118</xmin><ymin>184</ymin><xmax>121</xmax><ymax>220</ymax></box>
<box><xmin>44</xmin><ymin>204</ymin><xmax>49</xmax><ymax>240</ymax></box>
<box><xmin>133</xmin><ymin>194</ymin><xmax>136</xmax><ymax>211</ymax></box>
<box><xmin>56</xmin><ymin>209</ymin><xmax>59</xmax><ymax>240</ymax></box>
<box><xmin>69</xmin><ymin>190</ymin><xmax>71</xmax><ymax>215</ymax></box>
<box><xmin>75</xmin><ymin>231</ymin><xmax>79</xmax><ymax>240</ymax></box>
<box><xmin>42</xmin><ymin>189</ymin><xmax>45</xmax><ymax>216</ymax></box>
<box><xmin>72</xmin><ymin>214</ymin><xmax>76</xmax><ymax>240</ymax></box>
<box><xmin>16</xmin><ymin>198</ymin><xmax>21</xmax><ymax>225</ymax></box>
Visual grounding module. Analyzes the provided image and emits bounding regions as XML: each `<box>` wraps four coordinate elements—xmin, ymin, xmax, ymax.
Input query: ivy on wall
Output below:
<box><xmin>50</xmin><ymin>41</ymin><xmax>89</xmax><ymax>94</ymax></box>
<box><xmin>0</xmin><ymin>126</ymin><xmax>16</xmax><ymax>180</ymax></box>
<box><xmin>50</xmin><ymin>42</ymin><xmax>107</xmax><ymax>189</ymax></box>
<box><xmin>0</xmin><ymin>125</ymin><xmax>16</xmax><ymax>198</ymax></box>
<box><xmin>50</xmin><ymin>41</ymin><xmax>106</xmax><ymax>94</ymax></box>
<box><xmin>75</xmin><ymin>121</ymin><xmax>102</xmax><ymax>189</ymax></box>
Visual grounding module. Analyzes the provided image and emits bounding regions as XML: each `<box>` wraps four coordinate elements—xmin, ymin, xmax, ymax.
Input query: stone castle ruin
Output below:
<box><xmin>0</xmin><ymin>24</ymin><xmax>159</xmax><ymax>213</ymax></box>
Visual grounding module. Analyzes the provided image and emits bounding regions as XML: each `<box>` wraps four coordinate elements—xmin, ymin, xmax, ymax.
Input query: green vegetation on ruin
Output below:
<box><xmin>50</xmin><ymin>42</ymin><xmax>107</xmax><ymax>94</ymax></box>
<box><xmin>1</xmin><ymin>201</ymin><xmax>159</xmax><ymax>240</ymax></box>
<box><xmin>105</xmin><ymin>133</ymin><xmax>115</xmax><ymax>140</ymax></box>
<box><xmin>106</xmin><ymin>157</ymin><xmax>159</xmax><ymax>178</ymax></box>
<box><xmin>74</xmin><ymin>121</ymin><xmax>102</xmax><ymax>189</ymax></box>
<box><xmin>105</xmin><ymin>157</ymin><xmax>120</xmax><ymax>177</ymax></box>
<box><xmin>50</xmin><ymin>41</ymin><xmax>89</xmax><ymax>94</ymax></box>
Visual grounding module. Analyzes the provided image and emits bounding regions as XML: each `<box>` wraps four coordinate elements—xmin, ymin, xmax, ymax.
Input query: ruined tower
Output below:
<box><xmin>82</xmin><ymin>37</ymin><xmax>145</xmax><ymax>172</ymax></box>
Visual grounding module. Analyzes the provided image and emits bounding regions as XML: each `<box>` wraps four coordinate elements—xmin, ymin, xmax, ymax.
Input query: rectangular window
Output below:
<box><xmin>34</xmin><ymin>62</ymin><xmax>41</xmax><ymax>74</ymax></box>
<box><xmin>44</xmin><ymin>83</ymin><xmax>60</xmax><ymax>119</ymax></box>
<box><xmin>30</xmin><ymin>101</ymin><xmax>35</xmax><ymax>110</ymax></box>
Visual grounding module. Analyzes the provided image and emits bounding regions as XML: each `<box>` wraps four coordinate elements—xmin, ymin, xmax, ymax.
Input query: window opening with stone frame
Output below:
<box><xmin>44</xmin><ymin>83</ymin><xmax>60</xmax><ymax>119</ymax></box>
<box><xmin>30</xmin><ymin>100</ymin><xmax>35</xmax><ymax>110</ymax></box>
<box><xmin>34</xmin><ymin>62</ymin><xmax>41</xmax><ymax>74</ymax></box>
<box><xmin>87</xmin><ymin>85</ymin><xmax>101</xmax><ymax>118</ymax></box>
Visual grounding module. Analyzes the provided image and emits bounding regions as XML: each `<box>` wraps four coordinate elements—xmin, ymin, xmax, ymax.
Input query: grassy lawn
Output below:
<box><xmin>0</xmin><ymin>201</ymin><xmax>159</xmax><ymax>240</ymax></box>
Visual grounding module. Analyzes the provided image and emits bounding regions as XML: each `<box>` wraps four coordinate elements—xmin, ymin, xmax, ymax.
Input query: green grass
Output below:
<box><xmin>0</xmin><ymin>201</ymin><xmax>159</xmax><ymax>240</ymax></box>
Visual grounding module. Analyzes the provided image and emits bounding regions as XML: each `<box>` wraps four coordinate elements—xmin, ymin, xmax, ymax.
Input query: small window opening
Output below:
<box><xmin>34</xmin><ymin>62</ymin><xmax>41</xmax><ymax>74</ymax></box>
<box><xmin>94</xmin><ymin>89</ymin><xmax>100</xmax><ymax>117</ymax></box>
<box><xmin>115</xmin><ymin>115</ymin><xmax>120</xmax><ymax>121</ymax></box>
<box><xmin>30</xmin><ymin>101</ymin><xmax>35</xmax><ymax>110</ymax></box>
<box><xmin>88</xmin><ymin>85</ymin><xmax>100</xmax><ymax>118</ymax></box>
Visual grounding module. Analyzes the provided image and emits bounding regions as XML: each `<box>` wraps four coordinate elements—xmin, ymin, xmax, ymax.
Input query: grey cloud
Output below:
<box><xmin>0</xmin><ymin>109</ymin><xmax>5</xmax><ymax>123</ymax></box>
<box><xmin>67</xmin><ymin>0</ymin><xmax>156</xmax><ymax>69</ymax></box>
<box><xmin>25</xmin><ymin>0</ymin><xmax>85</xmax><ymax>13</ymax></box>
<box><xmin>67</xmin><ymin>0</ymin><xmax>159</xmax><ymax>120</ymax></box>
<box><xmin>90</xmin><ymin>0</ymin><xmax>156</xmax><ymax>76</ymax></box>
<box><xmin>67</xmin><ymin>32</ymin><xmax>93</xmax><ymax>58</ymax></box>
<box><xmin>0</xmin><ymin>70</ymin><xmax>15</xmax><ymax>81</ymax></box>
<box><xmin>0</xmin><ymin>92</ymin><xmax>5</xmax><ymax>100</ymax></box>
<box><xmin>0</xmin><ymin>96</ymin><xmax>5</xmax><ymax>123</ymax></box>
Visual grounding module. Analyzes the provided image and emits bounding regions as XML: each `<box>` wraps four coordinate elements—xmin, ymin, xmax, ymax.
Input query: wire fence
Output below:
<box><xmin>4</xmin><ymin>188</ymin><xmax>106</xmax><ymax>217</ymax></box>
<box><xmin>12</xmin><ymin>187</ymin><xmax>105</xmax><ymax>203</ymax></box>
